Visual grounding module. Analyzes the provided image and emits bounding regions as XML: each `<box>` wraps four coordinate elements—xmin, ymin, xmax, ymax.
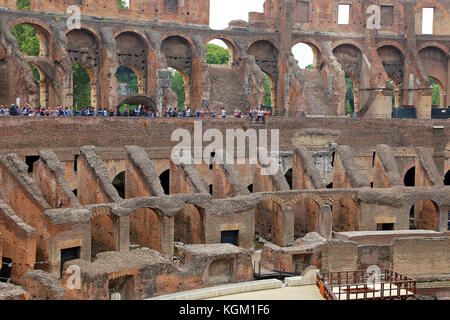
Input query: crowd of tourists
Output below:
<box><xmin>0</xmin><ymin>104</ymin><xmax>272</xmax><ymax>121</ymax></box>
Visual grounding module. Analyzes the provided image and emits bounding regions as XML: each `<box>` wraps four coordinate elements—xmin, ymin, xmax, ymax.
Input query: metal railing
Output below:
<box><xmin>317</xmin><ymin>269</ymin><xmax>416</xmax><ymax>300</ymax></box>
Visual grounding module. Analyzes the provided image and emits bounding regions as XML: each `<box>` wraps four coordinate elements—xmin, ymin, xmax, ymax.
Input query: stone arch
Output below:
<box><xmin>404</xmin><ymin>166</ymin><xmax>416</xmax><ymax>187</ymax></box>
<box><xmin>410</xmin><ymin>198</ymin><xmax>440</xmax><ymax>231</ymax></box>
<box><xmin>129</xmin><ymin>207</ymin><xmax>164</xmax><ymax>252</ymax></box>
<box><xmin>418</xmin><ymin>45</ymin><xmax>448</xmax><ymax>107</ymax></box>
<box><xmin>9</xmin><ymin>19</ymin><xmax>52</xmax><ymax>57</ymax></box>
<box><xmin>27</xmin><ymin>62</ymin><xmax>48</xmax><ymax>108</ymax></box>
<box><xmin>377</xmin><ymin>45</ymin><xmax>405</xmax><ymax>87</ymax></box>
<box><xmin>247</xmin><ymin>39</ymin><xmax>279</xmax><ymax>83</ymax></box>
<box><xmin>333</xmin><ymin>43</ymin><xmax>363</xmax><ymax>114</ymax></box>
<box><xmin>91</xmin><ymin>207</ymin><xmax>119</xmax><ymax>257</ymax></box>
<box><xmin>112</xmin><ymin>171</ymin><xmax>125</xmax><ymax>199</ymax></box>
<box><xmin>330</xmin><ymin>193</ymin><xmax>360</xmax><ymax>232</ymax></box>
<box><xmin>175</xmin><ymin>203</ymin><xmax>205</xmax><ymax>244</ymax></box>
<box><xmin>115</xmin><ymin>31</ymin><xmax>149</xmax><ymax>95</ymax></box>
<box><xmin>205</xmin><ymin>36</ymin><xmax>240</xmax><ymax>66</ymax></box>
<box><xmin>161</xmin><ymin>35</ymin><xmax>195</xmax><ymax>107</ymax></box>
<box><xmin>256</xmin><ymin>196</ymin><xmax>290</xmax><ymax>246</ymax></box>
<box><xmin>291</xmin><ymin>196</ymin><xmax>321</xmax><ymax>238</ymax></box>
<box><xmin>291</xmin><ymin>39</ymin><xmax>324</xmax><ymax>70</ymax></box>
<box><xmin>66</xmin><ymin>28</ymin><xmax>100</xmax><ymax>109</ymax></box>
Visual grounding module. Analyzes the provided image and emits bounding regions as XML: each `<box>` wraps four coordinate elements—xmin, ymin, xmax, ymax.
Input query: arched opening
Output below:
<box><xmin>91</xmin><ymin>210</ymin><xmax>118</xmax><ymax>257</ymax></box>
<box><xmin>116</xmin><ymin>66</ymin><xmax>140</xmax><ymax>96</ymax></box>
<box><xmin>159</xmin><ymin>169</ymin><xmax>170</xmax><ymax>195</ymax></box>
<box><xmin>175</xmin><ymin>204</ymin><xmax>204</xmax><ymax>244</ymax></box>
<box><xmin>115</xmin><ymin>31</ymin><xmax>147</xmax><ymax>96</ymax></box>
<box><xmin>72</xmin><ymin>64</ymin><xmax>92</xmax><ymax>109</ymax></box>
<box><xmin>332</xmin><ymin>198</ymin><xmax>360</xmax><ymax>232</ymax></box>
<box><xmin>247</xmin><ymin>184</ymin><xmax>253</xmax><ymax>193</ymax></box>
<box><xmin>377</xmin><ymin>45</ymin><xmax>404</xmax><ymax>108</ymax></box>
<box><xmin>419</xmin><ymin>47</ymin><xmax>447</xmax><ymax>108</ymax></box>
<box><xmin>410</xmin><ymin>199</ymin><xmax>440</xmax><ymax>231</ymax></box>
<box><xmin>333</xmin><ymin>44</ymin><xmax>362</xmax><ymax>114</ymax></box>
<box><xmin>207</xmin><ymin>39</ymin><xmax>232</xmax><ymax>66</ymax></box>
<box><xmin>284</xmin><ymin>168</ymin><xmax>293</xmax><ymax>190</ymax></box>
<box><xmin>292</xmin><ymin>198</ymin><xmax>320</xmax><ymax>238</ymax></box>
<box><xmin>444</xmin><ymin>170</ymin><xmax>450</xmax><ymax>186</ymax></box>
<box><xmin>169</xmin><ymin>68</ymin><xmax>189</xmax><ymax>109</ymax></box>
<box><xmin>66</xmin><ymin>28</ymin><xmax>100</xmax><ymax>110</ymax></box>
<box><xmin>404</xmin><ymin>167</ymin><xmax>415</xmax><ymax>187</ymax></box>
<box><xmin>28</xmin><ymin>62</ymin><xmax>47</xmax><ymax>109</ymax></box>
<box><xmin>112</xmin><ymin>171</ymin><xmax>125</xmax><ymax>199</ymax></box>
<box><xmin>248</xmin><ymin>40</ymin><xmax>278</xmax><ymax>108</ymax></box>
<box><xmin>10</xmin><ymin>23</ymin><xmax>47</xmax><ymax>57</ymax></box>
<box><xmin>429</xmin><ymin>77</ymin><xmax>442</xmax><ymax>108</ymax></box>
<box><xmin>115</xmin><ymin>66</ymin><xmax>143</xmax><ymax>114</ymax></box>
<box><xmin>291</xmin><ymin>43</ymin><xmax>317</xmax><ymax>70</ymax></box>
<box><xmin>161</xmin><ymin>36</ymin><xmax>194</xmax><ymax>108</ymax></box>
<box><xmin>129</xmin><ymin>208</ymin><xmax>162</xmax><ymax>252</ymax></box>
<box><xmin>345</xmin><ymin>74</ymin><xmax>357</xmax><ymax>116</ymax></box>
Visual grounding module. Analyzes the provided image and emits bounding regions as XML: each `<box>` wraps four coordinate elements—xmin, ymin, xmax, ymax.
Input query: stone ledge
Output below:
<box><xmin>148</xmin><ymin>279</ymin><xmax>283</xmax><ymax>300</ymax></box>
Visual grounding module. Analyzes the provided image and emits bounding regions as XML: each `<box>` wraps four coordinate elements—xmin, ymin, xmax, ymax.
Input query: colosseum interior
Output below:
<box><xmin>0</xmin><ymin>0</ymin><xmax>449</xmax><ymax>302</ymax></box>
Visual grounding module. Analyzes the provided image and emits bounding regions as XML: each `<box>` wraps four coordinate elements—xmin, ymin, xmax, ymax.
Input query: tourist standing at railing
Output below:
<box><xmin>221</xmin><ymin>107</ymin><xmax>226</xmax><ymax>118</ymax></box>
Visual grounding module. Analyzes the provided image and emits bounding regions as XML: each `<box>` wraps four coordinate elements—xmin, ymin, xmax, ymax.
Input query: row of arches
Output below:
<box><xmin>9</xmin><ymin>19</ymin><xmax>448</xmax><ymax>112</ymax></box>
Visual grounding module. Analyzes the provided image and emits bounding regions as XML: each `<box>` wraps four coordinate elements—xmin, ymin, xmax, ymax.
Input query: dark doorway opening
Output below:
<box><xmin>221</xmin><ymin>230</ymin><xmax>239</xmax><ymax>246</ymax></box>
<box><xmin>377</xmin><ymin>223</ymin><xmax>394</xmax><ymax>231</ymax></box>
<box><xmin>73</xmin><ymin>189</ymin><xmax>78</xmax><ymax>196</ymax></box>
<box><xmin>285</xmin><ymin>168</ymin><xmax>293</xmax><ymax>190</ymax></box>
<box><xmin>159</xmin><ymin>169</ymin><xmax>170</xmax><ymax>195</ymax></box>
<box><xmin>404</xmin><ymin>167</ymin><xmax>415</xmax><ymax>187</ymax></box>
<box><xmin>0</xmin><ymin>257</ymin><xmax>12</xmax><ymax>283</ymax></box>
<box><xmin>25</xmin><ymin>155</ymin><xmax>40</xmax><ymax>173</ymax></box>
<box><xmin>444</xmin><ymin>170</ymin><xmax>450</xmax><ymax>186</ymax></box>
<box><xmin>74</xmin><ymin>155</ymin><xmax>79</xmax><ymax>172</ymax></box>
<box><xmin>112</xmin><ymin>171</ymin><xmax>126</xmax><ymax>198</ymax></box>
<box><xmin>247</xmin><ymin>184</ymin><xmax>253</xmax><ymax>193</ymax></box>
<box><xmin>60</xmin><ymin>247</ymin><xmax>80</xmax><ymax>277</ymax></box>
<box><xmin>327</xmin><ymin>182</ymin><xmax>333</xmax><ymax>189</ymax></box>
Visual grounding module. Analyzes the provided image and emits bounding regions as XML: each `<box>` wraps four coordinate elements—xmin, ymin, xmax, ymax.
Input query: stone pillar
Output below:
<box><xmin>161</xmin><ymin>215</ymin><xmax>174</xmax><ymax>255</ymax></box>
<box><xmin>417</xmin><ymin>89</ymin><xmax>432</xmax><ymax>119</ymax></box>
<box><xmin>319</xmin><ymin>205</ymin><xmax>332</xmax><ymax>240</ymax></box>
<box><xmin>117</xmin><ymin>215</ymin><xmax>130</xmax><ymax>252</ymax></box>
<box><xmin>39</xmin><ymin>80</ymin><xmax>48</xmax><ymax>109</ymax></box>
<box><xmin>156</xmin><ymin>69</ymin><xmax>171</xmax><ymax>113</ymax></box>
<box><xmin>90</xmin><ymin>82</ymin><xmax>98</xmax><ymax>110</ymax></box>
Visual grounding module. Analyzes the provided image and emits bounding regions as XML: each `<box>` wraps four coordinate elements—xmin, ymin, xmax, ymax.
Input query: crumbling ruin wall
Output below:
<box><xmin>33</xmin><ymin>150</ymin><xmax>81</xmax><ymax>208</ymax></box>
<box><xmin>254</xmin><ymin>164</ymin><xmax>293</xmax><ymax>246</ymax></box>
<box><xmin>391</xmin><ymin>237</ymin><xmax>450</xmax><ymax>280</ymax></box>
<box><xmin>321</xmin><ymin>240</ymin><xmax>359</xmax><ymax>273</ymax></box>
<box><xmin>77</xmin><ymin>146</ymin><xmax>122</xmax><ymax>205</ymax></box>
<box><xmin>0</xmin><ymin>201</ymin><xmax>36</xmax><ymax>282</ymax></box>
<box><xmin>373</xmin><ymin>144</ymin><xmax>403</xmax><ymax>188</ymax></box>
<box><xmin>292</xmin><ymin>147</ymin><xmax>326</xmax><ymax>190</ymax></box>
<box><xmin>0</xmin><ymin>154</ymin><xmax>51</xmax><ymax>263</ymax></box>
